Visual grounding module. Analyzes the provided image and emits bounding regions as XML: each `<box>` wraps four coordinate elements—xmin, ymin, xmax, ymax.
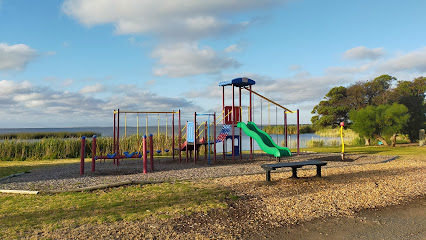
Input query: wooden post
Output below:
<box><xmin>143</xmin><ymin>135</ymin><xmax>147</xmax><ymax>173</ymax></box>
<box><xmin>80</xmin><ymin>136</ymin><xmax>85</xmax><ymax>175</ymax></box>
<box><xmin>91</xmin><ymin>135</ymin><xmax>96</xmax><ymax>172</ymax></box>
<box><xmin>149</xmin><ymin>134</ymin><xmax>154</xmax><ymax>171</ymax></box>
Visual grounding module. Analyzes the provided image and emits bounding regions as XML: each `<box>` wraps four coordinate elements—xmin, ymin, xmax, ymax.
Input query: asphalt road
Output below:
<box><xmin>252</xmin><ymin>197</ymin><xmax>426</xmax><ymax>240</ymax></box>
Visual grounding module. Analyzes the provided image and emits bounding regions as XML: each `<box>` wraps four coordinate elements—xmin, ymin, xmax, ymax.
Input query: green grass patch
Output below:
<box><xmin>303</xmin><ymin>144</ymin><xmax>425</xmax><ymax>156</ymax></box>
<box><xmin>0</xmin><ymin>182</ymin><xmax>236</xmax><ymax>238</ymax></box>
<box><xmin>0</xmin><ymin>159</ymin><xmax>78</xmax><ymax>178</ymax></box>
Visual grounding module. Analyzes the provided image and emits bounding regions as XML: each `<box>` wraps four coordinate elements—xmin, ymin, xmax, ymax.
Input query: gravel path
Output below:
<box><xmin>0</xmin><ymin>153</ymin><xmax>393</xmax><ymax>191</ymax></box>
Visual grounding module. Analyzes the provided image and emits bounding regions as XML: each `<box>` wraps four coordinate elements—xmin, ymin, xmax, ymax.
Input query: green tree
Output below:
<box><xmin>349</xmin><ymin>103</ymin><xmax>409</xmax><ymax>146</ymax></box>
<box><xmin>311</xmin><ymin>75</ymin><xmax>397</xmax><ymax>130</ymax></box>
<box><xmin>311</xmin><ymin>86</ymin><xmax>350</xmax><ymax>130</ymax></box>
<box><xmin>392</xmin><ymin>77</ymin><xmax>426</xmax><ymax>142</ymax></box>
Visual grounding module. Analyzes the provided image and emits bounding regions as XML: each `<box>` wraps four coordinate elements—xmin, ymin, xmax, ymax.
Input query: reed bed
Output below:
<box><xmin>0</xmin><ymin>133</ymin><xmax>197</xmax><ymax>161</ymax></box>
<box><xmin>263</xmin><ymin>125</ymin><xmax>314</xmax><ymax>135</ymax></box>
<box><xmin>0</xmin><ymin>131</ymin><xmax>100</xmax><ymax>140</ymax></box>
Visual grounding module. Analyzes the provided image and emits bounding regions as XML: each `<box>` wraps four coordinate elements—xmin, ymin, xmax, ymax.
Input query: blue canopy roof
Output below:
<box><xmin>218</xmin><ymin>77</ymin><xmax>256</xmax><ymax>87</ymax></box>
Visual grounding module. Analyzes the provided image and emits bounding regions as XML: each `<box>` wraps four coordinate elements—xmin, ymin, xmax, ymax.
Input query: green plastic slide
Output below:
<box><xmin>237</xmin><ymin>121</ymin><xmax>291</xmax><ymax>158</ymax></box>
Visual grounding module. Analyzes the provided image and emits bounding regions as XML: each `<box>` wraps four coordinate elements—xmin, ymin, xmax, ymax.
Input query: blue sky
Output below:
<box><xmin>1</xmin><ymin>0</ymin><xmax>425</xmax><ymax>128</ymax></box>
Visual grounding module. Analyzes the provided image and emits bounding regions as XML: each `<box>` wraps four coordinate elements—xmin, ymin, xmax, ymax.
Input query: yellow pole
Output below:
<box><xmin>146</xmin><ymin>114</ymin><xmax>148</xmax><ymax>136</ymax></box>
<box><xmin>166</xmin><ymin>113</ymin><xmax>168</xmax><ymax>143</ymax></box>
<box><xmin>125</xmin><ymin>113</ymin><xmax>127</xmax><ymax>138</ymax></box>
<box><xmin>137</xmin><ymin>114</ymin><xmax>139</xmax><ymax>139</ymax></box>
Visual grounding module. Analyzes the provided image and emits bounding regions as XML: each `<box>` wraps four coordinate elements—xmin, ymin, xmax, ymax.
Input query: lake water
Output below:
<box><xmin>0</xmin><ymin>126</ymin><xmax>350</xmax><ymax>151</ymax></box>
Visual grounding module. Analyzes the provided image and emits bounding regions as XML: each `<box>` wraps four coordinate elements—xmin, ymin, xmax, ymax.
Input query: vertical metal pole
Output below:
<box><xmin>117</xmin><ymin>109</ymin><xmax>120</xmax><ymax>166</ymax></box>
<box><xmin>125</xmin><ymin>113</ymin><xmax>127</xmax><ymax>138</ymax></box>
<box><xmin>276</xmin><ymin>106</ymin><xmax>278</xmax><ymax>143</ymax></box>
<box><xmin>249</xmin><ymin>85</ymin><xmax>253</xmax><ymax>159</ymax></box>
<box><xmin>213</xmin><ymin>112</ymin><xmax>216</xmax><ymax>164</ymax></box>
<box><xmin>239</xmin><ymin>87</ymin><xmax>242</xmax><ymax>160</ymax></box>
<box><xmin>179</xmin><ymin>110</ymin><xmax>182</xmax><ymax>163</ymax></box>
<box><xmin>172</xmin><ymin>111</ymin><xmax>175</xmax><ymax>160</ymax></box>
<box><xmin>232</xmin><ymin>84</ymin><xmax>235</xmax><ymax>161</ymax></box>
<box><xmin>222</xmin><ymin>86</ymin><xmax>225</xmax><ymax>160</ymax></box>
<box><xmin>204</xmin><ymin>121</ymin><xmax>207</xmax><ymax>162</ymax></box>
<box><xmin>260</xmin><ymin>99</ymin><xmax>262</xmax><ymax>130</ymax></box>
<box><xmin>194</xmin><ymin>112</ymin><xmax>197</xmax><ymax>163</ymax></box>
<box><xmin>113</xmin><ymin>110</ymin><xmax>116</xmax><ymax>164</ymax></box>
<box><xmin>284</xmin><ymin>111</ymin><xmax>288</xmax><ymax>147</ymax></box>
<box><xmin>91</xmin><ymin>135</ymin><xmax>96</xmax><ymax>172</ymax></box>
<box><xmin>80</xmin><ymin>136</ymin><xmax>86</xmax><ymax>175</ymax></box>
<box><xmin>149</xmin><ymin>134</ymin><xmax>154</xmax><ymax>171</ymax></box>
<box><xmin>297</xmin><ymin>109</ymin><xmax>300</xmax><ymax>156</ymax></box>
<box><xmin>137</xmin><ymin>114</ymin><xmax>139</xmax><ymax>138</ymax></box>
<box><xmin>143</xmin><ymin>135</ymin><xmax>147</xmax><ymax>173</ymax></box>
<box><xmin>185</xmin><ymin>121</ymin><xmax>188</xmax><ymax>163</ymax></box>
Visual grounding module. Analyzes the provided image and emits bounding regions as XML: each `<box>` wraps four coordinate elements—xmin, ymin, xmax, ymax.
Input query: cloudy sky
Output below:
<box><xmin>1</xmin><ymin>0</ymin><xmax>425</xmax><ymax>128</ymax></box>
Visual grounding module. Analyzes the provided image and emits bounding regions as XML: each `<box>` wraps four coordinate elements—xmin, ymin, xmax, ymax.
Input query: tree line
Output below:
<box><xmin>311</xmin><ymin>75</ymin><xmax>425</xmax><ymax>146</ymax></box>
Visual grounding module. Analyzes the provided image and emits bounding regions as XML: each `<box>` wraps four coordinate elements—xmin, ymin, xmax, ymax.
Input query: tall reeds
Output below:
<box><xmin>263</xmin><ymin>125</ymin><xmax>314</xmax><ymax>134</ymax></box>
<box><xmin>0</xmin><ymin>133</ymin><xmax>190</xmax><ymax>161</ymax></box>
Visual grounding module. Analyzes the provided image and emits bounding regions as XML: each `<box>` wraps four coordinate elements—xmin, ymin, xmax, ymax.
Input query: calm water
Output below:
<box><xmin>0</xmin><ymin>126</ymin><xmax>348</xmax><ymax>151</ymax></box>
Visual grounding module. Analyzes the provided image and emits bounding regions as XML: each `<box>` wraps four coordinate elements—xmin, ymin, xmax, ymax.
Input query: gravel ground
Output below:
<box><xmin>1</xmin><ymin>153</ymin><xmax>425</xmax><ymax>239</ymax></box>
<box><xmin>26</xmin><ymin>155</ymin><xmax>425</xmax><ymax>239</ymax></box>
<box><xmin>0</xmin><ymin>152</ymin><xmax>393</xmax><ymax>191</ymax></box>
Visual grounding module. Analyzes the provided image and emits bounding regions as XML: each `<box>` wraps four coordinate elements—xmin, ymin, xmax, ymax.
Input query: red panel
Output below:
<box><xmin>224</xmin><ymin>106</ymin><xmax>241</xmax><ymax>124</ymax></box>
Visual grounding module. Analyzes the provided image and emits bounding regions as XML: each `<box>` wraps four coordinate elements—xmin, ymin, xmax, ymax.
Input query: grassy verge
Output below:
<box><xmin>0</xmin><ymin>182</ymin><xmax>236</xmax><ymax>239</ymax></box>
<box><xmin>0</xmin><ymin>159</ymin><xmax>78</xmax><ymax>178</ymax></box>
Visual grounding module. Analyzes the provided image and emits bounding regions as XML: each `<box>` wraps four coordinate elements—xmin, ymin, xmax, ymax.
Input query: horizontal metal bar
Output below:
<box><xmin>243</xmin><ymin>87</ymin><xmax>292</xmax><ymax>112</ymax></box>
<box><xmin>117</xmin><ymin>111</ymin><xmax>178</xmax><ymax>114</ymax></box>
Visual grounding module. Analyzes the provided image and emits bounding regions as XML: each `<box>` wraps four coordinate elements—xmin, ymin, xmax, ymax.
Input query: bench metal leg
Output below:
<box><xmin>316</xmin><ymin>165</ymin><xmax>322</xmax><ymax>177</ymax></box>
<box><xmin>266</xmin><ymin>170</ymin><xmax>271</xmax><ymax>181</ymax></box>
<box><xmin>291</xmin><ymin>167</ymin><xmax>298</xmax><ymax>178</ymax></box>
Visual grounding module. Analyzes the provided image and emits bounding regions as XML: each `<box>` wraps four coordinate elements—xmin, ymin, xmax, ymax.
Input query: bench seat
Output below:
<box><xmin>261</xmin><ymin>160</ymin><xmax>327</xmax><ymax>181</ymax></box>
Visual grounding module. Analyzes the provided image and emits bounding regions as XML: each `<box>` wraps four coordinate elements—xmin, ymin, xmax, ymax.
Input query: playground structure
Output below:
<box><xmin>80</xmin><ymin>77</ymin><xmax>300</xmax><ymax>175</ymax></box>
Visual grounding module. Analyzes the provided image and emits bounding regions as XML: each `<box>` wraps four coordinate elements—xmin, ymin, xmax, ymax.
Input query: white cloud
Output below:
<box><xmin>379</xmin><ymin>47</ymin><xmax>426</xmax><ymax>73</ymax></box>
<box><xmin>343</xmin><ymin>46</ymin><xmax>385</xmax><ymax>60</ymax></box>
<box><xmin>152</xmin><ymin>43</ymin><xmax>241</xmax><ymax>77</ymax></box>
<box><xmin>0</xmin><ymin>80</ymin><xmax>196</xmax><ymax>127</ymax></box>
<box><xmin>79</xmin><ymin>83</ymin><xmax>104</xmax><ymax>94</ymax></box>
<box><xmin>0</xmin><ymin>43</ymin><xmax>38</xmax><ymax>70</ymax></box>
<box><xmin>62</xmin><ymin>0</ymin><xmax>287</xmax><ymax>40</ymax></box>
<box><xmin>224</xmin><ymin>44</ymin><xmax>240</xmax><ymax>53</ymax></box>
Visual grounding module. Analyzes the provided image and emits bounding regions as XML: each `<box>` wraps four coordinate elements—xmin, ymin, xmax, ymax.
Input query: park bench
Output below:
<box><xmin>261</xmin><ymin>160</ymin><xmax>327</xmax><ymax>181</ymax></box>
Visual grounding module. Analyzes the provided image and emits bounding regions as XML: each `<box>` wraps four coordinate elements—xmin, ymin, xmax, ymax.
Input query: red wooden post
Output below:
<box><xmin>143</xmin><ymin>135</ymin><xmax>147</xmax><ymax>173</ymax></box>
<box><xmin>149</xmin><ymin>134</ymin><xmax>154</xmax><ymax>171</ymax></box>
<box><xmin>91</xmin><ymin>135</ymin><xmax>96</xmax><ymax>172</ymax></box>
<box><xmin>80</xmin><ymin>136</ymin><xmax>86</xmax><ymax>175</ymax></box>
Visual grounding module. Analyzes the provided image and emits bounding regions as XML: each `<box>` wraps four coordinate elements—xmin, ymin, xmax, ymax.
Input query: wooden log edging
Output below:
<box><xmin>0</xmin><ymin>172</ymin><xmax>29</xmax><ymax>182</ymax></box>
<box><xmin>0</xmin><ymin>180</ymin><xmax>165</xmax><ymax>195</ymax></box>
